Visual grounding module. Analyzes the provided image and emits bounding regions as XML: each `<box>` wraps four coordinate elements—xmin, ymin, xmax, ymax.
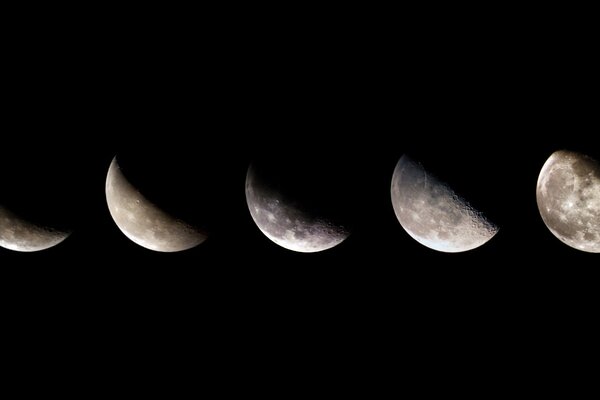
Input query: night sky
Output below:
<box><xmin>2</xmin><ymin>13</ymin><xmax>599</xmax><ymax>364</ymax></box>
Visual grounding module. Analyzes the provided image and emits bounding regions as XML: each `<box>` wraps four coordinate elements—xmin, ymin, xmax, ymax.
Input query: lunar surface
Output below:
<box><xmin>390</xmin><ymin>154</ymin><xmax>499</xmax><ymax>253</ymax></box>
<box><xmin>245</xmin><ymin>163</ymin><xmax>350</xmax><ymax>253</ymax></box>
<box><xmin>536</xmin><ymin>150</ymin><xmax>600</xmax><ymax>253</ymax></box>
<box><xmin>0</xmin><ymin>205</ymin><xmax>70</xmax><ymax>252</ymax></box>
<box><xmin>105</xmin><ymin>156</ymin><xmax>207</xmax><ymax>252</ymax></box>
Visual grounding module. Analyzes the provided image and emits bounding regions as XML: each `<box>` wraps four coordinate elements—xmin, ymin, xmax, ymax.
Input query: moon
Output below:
<box><xmin>245</xmin><ymin>163</ymin><xmax>350</xmax><ymax>253</ymax></box>
<box><xmin>0</xmin><ymin>205</ymin><xmax>70</xmax><ymax>252</ymax></box>
<box><xmin>390</xmin><ymin>154</ymin><xmax>499</xmax><ymax>253</ymax></box>
<box><xmin>105</xmin><ymin>156</ymin><xmax>207</xmax><ymax>252</ymax></box>
<box><xmin>536</xmin><ymin>150</ymin><xmax>600</xmax><ymax>253</ymax></box>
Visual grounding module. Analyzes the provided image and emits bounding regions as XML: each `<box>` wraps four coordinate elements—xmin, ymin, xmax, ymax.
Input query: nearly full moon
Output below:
<box><xmin>536</xmin><ymin>150</ymin><xmax>600</xmax><ymax>253</ymax></box>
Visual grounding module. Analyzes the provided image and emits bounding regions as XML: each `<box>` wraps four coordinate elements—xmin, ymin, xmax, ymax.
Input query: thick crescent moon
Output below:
<box><xmin>390</xmin><ymin>154</ymin><xmax>499</xmax><ymax>253</ymax></box>
<box><xmin>105</xmin><ymin>156</ymin><xmax>207</xmax><ymax>252</ymax></box>
<box><xmin>0</xmin><ymin>205</ymin><xmax>70</xmax><ymax>252</ymax></box>
<box><xmin>245</xmin><ymin>163</ymin><xmax>350</xmax><ymax>253</ymax></box>
<box><xmin>536</xmin><ymin>150</ymin><xmax>600</xmax><ymax>253</ymax></box>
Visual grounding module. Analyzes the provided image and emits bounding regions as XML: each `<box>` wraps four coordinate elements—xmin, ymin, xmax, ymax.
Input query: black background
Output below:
<box><xmin>2</xmin><ymin>8</ymin><xmax>599</xmax><ymax>377</ymax></box>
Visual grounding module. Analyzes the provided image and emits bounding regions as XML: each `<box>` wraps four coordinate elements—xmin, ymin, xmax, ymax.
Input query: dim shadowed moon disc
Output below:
<box><xmin>244</xmin><ymin>156</ymin><xmax>352</xmax><ymax>253</ymax></box>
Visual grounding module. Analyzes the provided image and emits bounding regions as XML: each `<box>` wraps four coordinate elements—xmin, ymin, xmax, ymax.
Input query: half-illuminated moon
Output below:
<box><xmin>105</xmin><ymin>156</ymin><xmax>207</xmax><ymax>252</ymax></box>
<box><xmin>390</xmin><ymin>154</ymin><xmax>499</xmax><ymax>253</ymax></box>
<box><xmin>536</xmin><ymin>150</ymin><xmax>600</xmax><ymax>253</ymax></box>
<box><xmin>245</xmin><ymin>163</ymin><xmax>350</xmax><ymax>253</ymax></box>
<box><xmin>0</xmin><ymin>205</ymin><xmax>70</xmax><ymax>252</ymax></box>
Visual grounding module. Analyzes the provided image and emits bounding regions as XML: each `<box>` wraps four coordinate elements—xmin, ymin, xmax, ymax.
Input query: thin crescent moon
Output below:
<box><xmin>391</xmin><ymin>154</ymin><xmax>499</xmax><ymax>253</ymax></box>
<box><xmin>0</xmin><ymin>205</ymin><xmax>70</xmax><ymax>252</ymax></box>
<box><xmin>105</xmin><ymin>156</ymin><xmax>207</xmax><ymax>252</ymax></box>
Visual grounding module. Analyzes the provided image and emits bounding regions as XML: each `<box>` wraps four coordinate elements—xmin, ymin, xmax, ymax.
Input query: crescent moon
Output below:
<box><xmin>0</xmin><ymin>205</ymin><xmax>70</xmax><ymax>252</ymax></box>
<box><xmin>245</xmin><ymin>163</ymin><xmax>350</xmax><ymax>253</ymax></box>
<box><xmin>390</xmin><ymin>154</ymin><xmax>499</xmax><ymax>253</ymax></box>
<box><xmin>105</xmin><ymin>156</ymin><xmax>207</xmax><ymax>252</ymax></box>
<box><xmin>536</xmin><ymin>150</ymin><xmax>600</xmax><ymax>253</ymax></box>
